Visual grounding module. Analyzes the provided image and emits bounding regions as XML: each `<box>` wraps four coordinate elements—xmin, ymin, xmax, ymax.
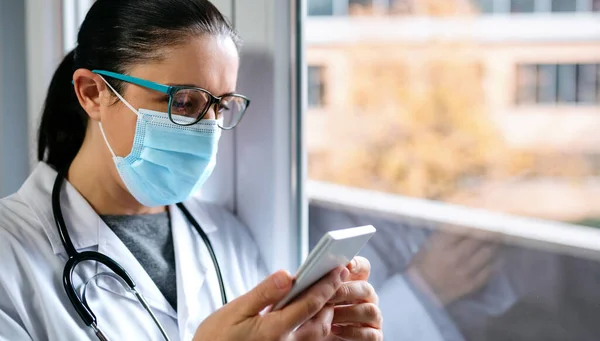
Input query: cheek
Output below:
<box><xmin>102</xmin><ymin>103</ymin><xmax>138</xmax><ymax>157</ymax></box>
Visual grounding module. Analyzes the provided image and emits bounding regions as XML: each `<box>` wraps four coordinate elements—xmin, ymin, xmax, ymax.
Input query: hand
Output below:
<box><xmin>192</xmin><ymin>266</ymin><xmax>349</xmax><ymax>341</ymax></box>
<box><xmin>408</xmin><ymin>231</ymin><xmax>498</xmax><ymax>306</ymax></box>
<box><xmin>325</xmin><ymin>257</ymin><xmax>383</xmax><ymax>341</ymax></box>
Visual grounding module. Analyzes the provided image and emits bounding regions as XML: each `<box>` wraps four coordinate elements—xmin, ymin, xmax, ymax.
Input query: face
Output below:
<box><xmin>100</xmin><ymin>34</ymin><xmax>240</xmax><ymax>157</ymax></box>
<box><xmin>73</xmin><ymin>34</ymin><xmax>239</xmax><ymax>199</ymax></box>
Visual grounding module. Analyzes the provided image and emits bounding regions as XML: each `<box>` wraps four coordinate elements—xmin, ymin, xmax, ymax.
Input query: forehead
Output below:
<box><xmin>128</xmin><ymin>34</ymin><xmax>239</xmax><ymax>95</ymax></box>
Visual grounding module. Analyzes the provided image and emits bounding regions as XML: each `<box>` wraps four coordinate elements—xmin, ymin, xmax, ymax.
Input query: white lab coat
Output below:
<box><xmin>0</xmin><ymin>163</ymin><xmax>268</xmax><ymax>341</ymax></box>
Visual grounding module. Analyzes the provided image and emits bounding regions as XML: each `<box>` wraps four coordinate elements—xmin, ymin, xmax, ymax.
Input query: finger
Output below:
<box><xmin>465</xmin><ymin>244</ymin><xmax>498</xmax><ymax>277</ymax></box>
<box><xmin>347</xmin><ymin>257</ymin><xmax>371</xmax><ymax>281</ymax></box>
<box><xmin>293</xmin><ymin>304</ymin><xmax>335</xmax><ymax>341</ymax></box>
<box><xmin>233</xmin><ymin>270</ymin><xmax>293</xmax><ymax>317</ymax></box>
<box><xmin>330</xmin><ymin>281</ymin><xmax>378</xmax><ymax>305</ymax></box>
<box><xmin>455</xmin><ymin>238</ymin><xmax>487</xmax><ymax>262</ymax></box>
<box><xmin>268</xmin><ymin>266</ymin><xmax>348</xmax><ymax>335</ymax></box>
<box><xmin>470</xmin><ymin>263</ymin><xmax>494</xmax><ymax>292</ymax></box>
<box><xmin>429</xmin><ymin>230</ymin><xmax>463</xmax><ymax>248</ymax></box>
<box><xmin>331</xmin><ymin>325</ymin><xmax>383</xmax><ymax>341</ymax></box>
<box><xmin>331</xmin><ymin>303</ymin><xmax>382</xmax><ymax>329</ymax></box>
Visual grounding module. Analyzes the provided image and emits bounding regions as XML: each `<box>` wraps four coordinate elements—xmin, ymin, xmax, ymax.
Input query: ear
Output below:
<box><xmin>72</xmin><ymin>68</ymin><xmax>108</xmax><ymax>122</ymax></box>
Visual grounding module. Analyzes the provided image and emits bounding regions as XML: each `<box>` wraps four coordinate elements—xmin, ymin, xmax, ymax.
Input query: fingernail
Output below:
<box><xmin>351</xmin><ymin>258</ymin><xmax>359</xmax><ymax>273</ymax></box>
<box><xmin>332</xmin><ymin>325</ymin><xmax>343</xmax><ymax>335</ymax></box>
<box><xmin>274</xmin><ymin>273</ymin><xmax>287</xmax><ymax>290</ymax></box>
<box><xmin>340</xmin><ymin>268</ymin><xmax>350</xmax><ymax>281</ymax></box>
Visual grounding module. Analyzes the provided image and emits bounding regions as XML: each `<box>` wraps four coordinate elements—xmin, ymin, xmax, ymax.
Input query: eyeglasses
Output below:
<box><xmin>92</xmin><ymin>70</ymin><xmax>251</xmax><ymax>130</ymax></box>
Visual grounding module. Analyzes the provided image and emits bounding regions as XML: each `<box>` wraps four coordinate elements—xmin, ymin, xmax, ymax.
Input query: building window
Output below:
<box><xmin>557</xmin><ymin>64</ymin><xmax>577</xmax><ymax>103</ymax></box>
<box><xmin>516</xmin><ymin>65</ymin><xmax>538</xmax><ymax>104</ymax></box>
<box><xmin>475</xmin><ymin>0</ymin><xmax>496</xmax><ymax>13</ymax></box>
<box><xmin>308</xmin><ymin>0</ymin><xmax>335</xmax><ymax>16</ymax></box>
<box><xmin>577</xmin><ymin>64</ymin><xmax>597</xmax><ymax>103</ymax></box>
<box><xmin>511</xmin><ymin>0</ymin><xmax>536</xmax><ymax>13</ymax></box>
<box><xmin>538</xmin><ymin>64</ymin><xmax>558</xmax><ymax>104</ymax></box>
<box><xmin>308</xmin><ymin>66</ymin><xmax>326</xmax><ymax>108</ymax></box>
<box><xmin>516</xmin><ymin>63</ymin><xmax>600</xmax><ymax>105</ymax></box>
<box><xmin>552</xmin><ymin>0</ymin><xmax>577</xmax><ymax>12</ymax></box>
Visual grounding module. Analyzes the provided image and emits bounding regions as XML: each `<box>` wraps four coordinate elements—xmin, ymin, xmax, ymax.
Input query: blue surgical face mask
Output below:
<box><xmin>98</xmin><ymin>77</ymin><xmax>221</xmax><ymax>207</ymax></box>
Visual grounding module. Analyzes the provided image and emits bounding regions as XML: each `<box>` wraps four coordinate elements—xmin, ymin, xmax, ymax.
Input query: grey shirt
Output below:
<box><xmin>101</xmin><ymin>212</ymin><xmax>178</xmax><ymax>311</ymax></box>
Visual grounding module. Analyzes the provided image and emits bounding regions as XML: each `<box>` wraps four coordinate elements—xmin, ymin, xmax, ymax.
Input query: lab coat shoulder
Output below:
<box><xmin>184</xmin><ymin>198</ymin><xmax>269</xmax><ymax>296</ymax></box>
<box><xmin>0</xmin><ymin>194</ymin><xmax>72</xmax><ymax>340</ymax></box>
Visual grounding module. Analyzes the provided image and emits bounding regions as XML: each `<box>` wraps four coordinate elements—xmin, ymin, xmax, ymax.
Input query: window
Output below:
<box><xmin>538</xmin><ymin>64</ymin><xmax>558</xmax><ymax>104</ymax></box>
<box><xmin>304</xmin><ymin>5</ymin><xmax>600</xmax><ymax>341</ymax></box>
<box><xmin>476</xmin><ymin>0</ymin><xmax>496</xmax><ymax>13</ymax></box>
<box><xmin>308</xmin><ymin>0</ymin><xmax>335</xmax><ymax>16</ymax></box>
<box><xmin>557</xmin><ymin>64</ymin><xmax>577</xmax><ymax>103</ymax></box>
<box><xmin>577</xmin><ymin>64</ymin><xmax>597</xmax><ymax>103</ymax></box>
<box><xmin>511</xmin><ymin>0</ymin><xmax>536</xmax><ymax>12</ymax></box>
<box><xmin>516</xmin><ymin>65</ymin><xmax>538</xmax><ymax>104</ymax></box>
<box><xmin>595</xmin><ymin>0</ymin><xmax>600</xmax><ymax>11</ymax></box>
<box><xmin>551</xmin><ymin>0</ymin><xmax>577</xmax><ymax>12</ymax></box>
<box><xmin>308</xmin><ymin>65</ymin><xmax>326</xmax><ymax>108</ymax></box>
<box><xmin>516</xmin><ymin>63</ymin><xmax>600</xmax><ymax>105</ymax></box>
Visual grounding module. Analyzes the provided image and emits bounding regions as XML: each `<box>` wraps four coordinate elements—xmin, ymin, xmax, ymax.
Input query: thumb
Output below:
<box><xmin>234</xmin><ymin>270</ymin><xmax>293</xmax><ymax>317</ymax></box>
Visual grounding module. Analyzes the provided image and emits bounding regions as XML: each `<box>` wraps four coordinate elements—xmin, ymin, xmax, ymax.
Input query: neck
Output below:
<box><xmin>67</xmin><ymin>133</ymin><xmax>165</xmax><ymax>216</ymax></box>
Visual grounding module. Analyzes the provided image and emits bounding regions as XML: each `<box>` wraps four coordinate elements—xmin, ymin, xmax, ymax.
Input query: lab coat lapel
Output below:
<box><xmin>170</xmin><ymin>203</ymin><xmax>221</xmax><ymax>341</ymax></box>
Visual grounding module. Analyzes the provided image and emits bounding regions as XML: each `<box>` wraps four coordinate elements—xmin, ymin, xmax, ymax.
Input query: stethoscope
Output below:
<box><xmin>52</xmin><ymin>167</ymin><xmax>227</xmax><ymax>341</ymax></box>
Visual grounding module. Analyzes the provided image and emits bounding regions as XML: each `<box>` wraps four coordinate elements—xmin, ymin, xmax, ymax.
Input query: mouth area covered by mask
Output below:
<box><xmin>98</xmin><ymin>77</ymin><xmax>221</xmax><ymax>207</ymax></box>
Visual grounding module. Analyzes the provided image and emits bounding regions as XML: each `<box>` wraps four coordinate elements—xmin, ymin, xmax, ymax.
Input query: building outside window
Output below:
<box><xmin>516</xmin><ymin>63</ymin><xmax>600</xmax><ymax>105</ymax></box>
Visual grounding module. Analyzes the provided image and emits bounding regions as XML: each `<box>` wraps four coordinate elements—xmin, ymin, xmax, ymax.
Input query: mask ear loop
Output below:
<box><xmin>96</xmin><ymin>76</ymin><xmax>140</xmax><ymax>159</ymax></box>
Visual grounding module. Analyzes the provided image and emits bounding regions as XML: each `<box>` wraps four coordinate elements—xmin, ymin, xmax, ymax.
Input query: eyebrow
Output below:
<box><xmin>166</xmin><ymin>83</ymin><xmax>239</xmax><ymax>96</ymax></box>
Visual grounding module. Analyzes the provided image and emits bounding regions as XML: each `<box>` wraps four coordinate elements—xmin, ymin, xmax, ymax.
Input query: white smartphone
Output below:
<box><xmin>272</xmin><ymin>225</ymin><xmax>376</xmax><ymax>311</ymax></box>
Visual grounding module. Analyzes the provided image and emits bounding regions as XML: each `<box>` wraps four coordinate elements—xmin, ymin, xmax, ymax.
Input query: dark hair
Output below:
<box><xmin>38</xmin><ymin>0</ymin><xmax>241</xmax><ymax>171</ymax></box>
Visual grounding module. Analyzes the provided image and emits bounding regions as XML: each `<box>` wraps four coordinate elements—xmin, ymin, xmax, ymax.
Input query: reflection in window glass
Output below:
<box><xmin>557</xmin><ymin>64</ymin><xmax>577</xmax><ymax>103</ymax></box>
<box><xmin>308</xmin><ymin>66</ymin><xmax>325</xmax><ymax>108</ymax></box>
<box><xmin>511</xmin><ymin>0</ymin><xmax>536</xmax><ymax>12</ymax></box>
<box><xmin>516</xmin><ymin>64</ymin><xmax>538</xmax><ymax>105</ymax></box>
<box><xmin>577</xmin><ymin>64</ymin><xmax>597</xmax><ymax>104</ymax></box>
<box><xmin>308</xmin><ymin>0</ymin><xmax>335</xmax><ymax>16</ymax></box>
<box><xmin>537</xmin><ymin>64</ymin><xmax>558</xmax><ymax>104</ymax></box>
<box><xmin>551</xmin><ymin>0</ymin><xmax>577</xmax><ymax>12</ymax></box>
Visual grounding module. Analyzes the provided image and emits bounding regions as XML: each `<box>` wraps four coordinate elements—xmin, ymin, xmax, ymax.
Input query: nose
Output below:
<box><xmin>203</xmin><ymin>103</ymin><xmax>217</xmax><ymax>120</ymax></box>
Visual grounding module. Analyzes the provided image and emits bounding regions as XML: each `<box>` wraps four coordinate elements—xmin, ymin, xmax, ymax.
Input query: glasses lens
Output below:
<box><xmin>170</xmin><ymin>89</ymin><xmax>211</xmax><ymax>125</ymax></box>
<box><xmin>217</xmin><ymin>95</ymin><xmax>248</xmax><ymax>129</ymax></box>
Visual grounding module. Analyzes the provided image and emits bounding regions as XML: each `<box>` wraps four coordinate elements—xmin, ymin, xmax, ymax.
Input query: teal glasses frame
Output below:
<box><xmin>91</xmin><ymin>69</ymin><xmax>251</xmax><ymax>129</ymax></box>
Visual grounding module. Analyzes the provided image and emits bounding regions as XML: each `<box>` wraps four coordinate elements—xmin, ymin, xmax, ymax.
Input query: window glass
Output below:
<box><xmin>537</xmin><ymin>64</ymin><xmax>558</xmax><ymax>104</ymax></box>
<box><xmin>577</xmin><ymin>64</ymin><xmax>597</xmax><ymax>104</ymax></box>
<box><xmin>551</xmin><ymin>0</ymin><xmax>578</xmax><ymax>12</ymax></box>
<box><xmin>511</xmin><ymin>0</ymin><xmax>536</xmax><ymax>12</ymax></box>
<box><xmin>303</xmin><ymin>2</ymin><xmax>600</xmax><ymax>340</ymax></box>
<box><xmin>308</xmin><ymin>0</ymin><xmax>335</xmax><ymax>16</ymax></box>
<box><xmin>516</xmin><ymin>64</ymin><xmax>538</xmax><ymax>104</ymax></box>
<box><xmin>557</xmin><ymin>64</ymin><xmax>577</xmax><ymax>103</ymax></box>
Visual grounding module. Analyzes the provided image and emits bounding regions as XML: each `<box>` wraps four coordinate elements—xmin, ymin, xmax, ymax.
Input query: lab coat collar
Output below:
<box><xmin>19</xmin><ymin>162</ymin><xmax>220</xmax><ymax>322</ymax></box>
<box><xmin>19</xmin><ymin>162</ymin><xmax>218</xmax><ymax>254</ymax></box>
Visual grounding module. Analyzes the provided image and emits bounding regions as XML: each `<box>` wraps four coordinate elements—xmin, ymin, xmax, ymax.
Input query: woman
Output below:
<box><xmin>0</xmin><ymin>1</ymin><xmax>382</xmax><ymax>340</ymax></box>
